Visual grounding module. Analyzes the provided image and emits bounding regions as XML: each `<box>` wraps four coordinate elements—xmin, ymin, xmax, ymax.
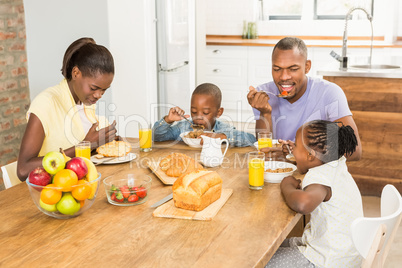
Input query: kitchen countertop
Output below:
<box><xmin>317</xmin><ymin>68</ymin><xmax>402</xmax><ymax>79</ymax></box>
<box><xmin>206</xmin><ymin>35</ymin><xmax>402</xmax><ymax>48</ymax></box>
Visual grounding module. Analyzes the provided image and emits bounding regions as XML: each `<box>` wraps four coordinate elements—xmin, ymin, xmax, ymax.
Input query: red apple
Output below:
<box><xmin>66</xmin><ymin>157</ymin><xmax>88</xmax><ymax>180</ymax></box>
<box><xmin>28</xmin><ymin>167</ymin><xmax>52</xmax><ymax>186</ymax></box>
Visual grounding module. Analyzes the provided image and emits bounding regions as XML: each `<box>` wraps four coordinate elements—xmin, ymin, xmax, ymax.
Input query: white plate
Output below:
<box><xmin>253</xmin><ymin>139</ymin><xmax>280</xmax><ymax>150</ymax></box>
<box><xmin>91</xmin><ymin>153</ymin><xmax>137</xmax><ymax>165</ymax></box>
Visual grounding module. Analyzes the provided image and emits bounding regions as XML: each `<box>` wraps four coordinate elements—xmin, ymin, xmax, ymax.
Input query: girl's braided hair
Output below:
<box><xmin>303</xmin><ymin>120</ymin><xmax>358</xmax><ymax>163</ymax></box>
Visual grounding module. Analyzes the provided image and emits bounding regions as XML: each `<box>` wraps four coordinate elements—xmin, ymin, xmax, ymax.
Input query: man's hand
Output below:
<box><xmin>164</xmin><ymin>106</ymin><xmax>188</xmax><ymax>124</ymax></box>
<box><xmin>247</xmin><ymin>86</ymin><xmax>272</xmax><ymax>114</ymax></box>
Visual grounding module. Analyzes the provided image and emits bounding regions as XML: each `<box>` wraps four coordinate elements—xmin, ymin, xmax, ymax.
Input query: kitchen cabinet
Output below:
<box><xmin>205</xmin><ymin>45</ymin><xmax>275</xmax><ymax>122</ymax></box>
<box><xmin>322</xmin><ymin>75</ymin><xmax>402</xmax><ymax>196</ymax></box>
<box><xmin>205</xmin><ymin>46</ymin><xmax>250</xmax><ymax>121</ymax></box>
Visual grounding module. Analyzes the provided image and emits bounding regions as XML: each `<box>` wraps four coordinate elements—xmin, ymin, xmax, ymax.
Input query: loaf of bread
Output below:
<box><xmin>172</xmin><ymin>169</ymin><xmax>222</xmax><ymax>211</ymax></box>
<box><xmin>96</xmin><ymin>140</ymin><xmax>131</xmax><ymax>157</ymax></box>
<box><xmin>159</xmin><ymin>153</ymin><xmax>203</xmax><ymax>177</ymax></box>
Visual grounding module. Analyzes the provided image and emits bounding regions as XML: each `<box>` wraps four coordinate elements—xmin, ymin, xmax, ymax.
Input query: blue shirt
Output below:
<box><xmin>153</xmin><ymin>118</ymin><xmax>256</xmax><ymax>147</ymax></box>
<box><xmin>253</xmin><ymin>76</ymin><xmax>352</xmax><ymax>141</ymax></box>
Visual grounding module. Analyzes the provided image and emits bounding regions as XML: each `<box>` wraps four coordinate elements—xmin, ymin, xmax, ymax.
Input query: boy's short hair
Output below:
<box><xmin>273</xmin><ymin>37</ymin><xmax>308</xmax><ymax>59</ymax></box>
<box><xmin>192</xmin><ymin>83</ymin><xmax>222</xmax><ymax>108</ymax></box>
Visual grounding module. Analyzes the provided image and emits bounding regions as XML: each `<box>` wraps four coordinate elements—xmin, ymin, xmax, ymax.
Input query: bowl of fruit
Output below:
<box><xmin>103</xmin><ymin>174</ymin><xmax>152</xmax><ymax>206</ymax></box>
<box><xmin>26</xmin><ymin>151</ymin><xmax>101</xmax><ymax>219</ymax></box>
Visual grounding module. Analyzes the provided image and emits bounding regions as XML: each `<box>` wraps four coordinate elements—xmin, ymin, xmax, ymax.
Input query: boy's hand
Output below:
<box><xmin>164</xmin><ymin>106</ymin><xmax>189</xmax><ymax>124</ymax></box>
<box><xmin>200</xmin><ymin>132</ymin><xmax>227</xmax><ymax>145</ymax></box>
<box><xmin>247</xmin><ymin>86</ymin><xmax>272</xmax><ymax>114</ymax></box>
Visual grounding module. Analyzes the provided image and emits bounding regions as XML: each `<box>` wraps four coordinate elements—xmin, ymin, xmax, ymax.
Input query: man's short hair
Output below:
<box><xmin>273</xmin><ymin>37</ymin><xmax>308</xmax><ymax>59</ymax></box>
<box><xmin>192</xmin><ymin>83</ymin><xmax>222</xmax><ymax>108</ymax></box>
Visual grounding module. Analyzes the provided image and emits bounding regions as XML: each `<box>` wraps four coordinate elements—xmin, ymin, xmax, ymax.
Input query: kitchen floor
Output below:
<box><xmin>363</xmin><ymin>195</ymin><xmax>401</xmax><ymax>267</ymax></box>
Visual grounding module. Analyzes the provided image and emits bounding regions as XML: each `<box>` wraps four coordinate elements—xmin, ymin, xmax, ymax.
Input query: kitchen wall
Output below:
<box><xmin>23</xmin><ymin>0</ymin><xmax>158</xmax><ymax>139</ymax></box>
<box><xmin>0</xmin><ymin>0</ymin><xmax>30</xmax><ymax>189</ymax></box>
<box><xmin>205</xmin><ymin>0</ymin><xmax>402</xmax><ymax>40</ymax></box>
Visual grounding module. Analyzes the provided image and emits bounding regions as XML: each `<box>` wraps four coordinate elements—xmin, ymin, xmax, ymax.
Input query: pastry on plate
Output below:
<box><xmin>96</xmin><ymin>140</ymin><xmax>131</xmax><ymax>157</ymax></box>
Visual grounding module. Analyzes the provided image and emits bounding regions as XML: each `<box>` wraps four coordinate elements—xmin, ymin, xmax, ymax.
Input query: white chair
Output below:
<box><xmin>1</xmin><ymin>161</ymin><xmax>21</xmax><ymax>189</ymax></box>
<box><xmin>351</xmin><ymin>184</ymin><xmax>402</xmax><ymax>268</ymax></box>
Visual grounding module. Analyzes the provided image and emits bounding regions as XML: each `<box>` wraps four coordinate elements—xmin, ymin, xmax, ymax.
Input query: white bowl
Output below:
<box><xmin>253</xmin><ymin>139</ymin><xmax>280</xmax><ymax>150</ymax></box>
<box><xmin>264</xmin><ymin>161</ymin><xmax>297</xmax><ymax>183</ymax></box>
<box><xmin>180</xmin><ymin>131</ymin><xmax>213</xmax><ymax>148</ymax></box>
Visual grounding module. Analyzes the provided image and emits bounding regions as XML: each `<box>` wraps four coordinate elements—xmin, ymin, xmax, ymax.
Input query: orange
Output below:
<box><xmin>71</xmin><ymin>180</ymin><xmax>92</xmax><ymax>200</ymax></box>
<box><xmin>40</xmin><ymin>184</ymin><xmax>62</xmax><ymax>205</ymax></box>
<box><xmin>53</xmin><ymin>169</ymin><xmax>78</xmax><ymax>192</ymax></box>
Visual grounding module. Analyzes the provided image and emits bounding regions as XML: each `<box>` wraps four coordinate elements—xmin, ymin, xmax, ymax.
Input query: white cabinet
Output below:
<box><xmin>205</xmin><ymin>46</ymin><xmax>250</xmax><ymax>122</ymax></box>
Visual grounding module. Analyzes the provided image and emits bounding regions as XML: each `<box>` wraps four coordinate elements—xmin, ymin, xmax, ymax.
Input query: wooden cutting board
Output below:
<box><xmin>152</xmin><ymin>189</ymin><xmax>233</xmax><ymax>221</ymax></box>
<box><xmin>146</xmin><ymin>160</ymin><xmax>177</xmax><ymax>185</ymax></box>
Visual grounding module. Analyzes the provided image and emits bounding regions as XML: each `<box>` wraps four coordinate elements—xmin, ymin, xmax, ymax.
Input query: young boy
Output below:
<box><xmin>153</xmin><ymin>83</ymin><xmax>256</xmax><ymax>147</ymax></box>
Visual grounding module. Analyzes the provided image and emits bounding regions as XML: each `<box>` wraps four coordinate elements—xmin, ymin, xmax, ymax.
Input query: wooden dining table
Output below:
<box><xmin>0</xmin><ymin>138</ymin><xmax>302</xmax><ymax>268</ymax></box>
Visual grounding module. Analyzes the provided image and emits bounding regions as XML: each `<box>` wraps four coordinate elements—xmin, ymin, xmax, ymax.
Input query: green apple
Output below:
<box><xmin>42</xmin><ymin>151</ymin><xmax>66</xmax><ymax>175</ymax></box>
<box><xmin>56</xmin><ymin>193</ymin><xmax>80</xmax><ymax>215</ymax></box>
<box><xmin>39</xmin><ymin>199</ymin><xmax>58</xmax><ymax>212</ymax></box>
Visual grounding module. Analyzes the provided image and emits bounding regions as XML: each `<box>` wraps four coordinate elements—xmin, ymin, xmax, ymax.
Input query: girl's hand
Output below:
<box><xmin>281</xmin><ymin>175</ymin><xmax>301</xmax><ymax>190</ymax></box>
<box><xmin>279</xmin><ymin>139</ymin><xmax>295</xmax><ymax>157</ymax></box>
<box><xmin>164</xmin><ymin>106</ymin><xmax>188</xmax><ymax>124</ymax></box>
<box><xmin>84</xmin><ymin>120</ymin><xmax>117</xmax><ymax>149</ymax></box>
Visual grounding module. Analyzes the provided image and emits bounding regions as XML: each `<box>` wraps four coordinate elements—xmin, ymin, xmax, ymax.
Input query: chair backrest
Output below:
<box><xmin>351</xmin><ymin>184</ymin><xmax>402</xmax><ymax>268</ymax></box>
<box><xmin>1</xmin><ymin>161</ymin><xmax>21</xmax><ymax>189</ymax></box>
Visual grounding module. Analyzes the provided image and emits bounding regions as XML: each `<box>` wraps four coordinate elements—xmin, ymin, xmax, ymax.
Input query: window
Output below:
<box><xmin>258</xmin><ymin>0</ymin><xmax>303</xmax><ymax>20</ymax></box>
<box><xmin>258</xmin><ymin>0</ymin><xmax>374</xmax><ymax>20</ymax></box>
<box><xmin>315</xmin><ymin>0</ymin><xmax>374</xmax><ymax>19</ymax></box>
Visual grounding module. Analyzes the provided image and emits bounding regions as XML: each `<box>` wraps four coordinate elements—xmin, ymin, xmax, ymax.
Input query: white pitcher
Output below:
<box><xmin>200</xmin><ymin>135</ymin><xmax>229</xmax><ymax>167</ymax></box>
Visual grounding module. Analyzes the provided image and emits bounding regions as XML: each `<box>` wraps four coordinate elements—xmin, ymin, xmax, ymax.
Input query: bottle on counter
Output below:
<box><xmin>242</xmin><ymin>20</ymin><xmax>248</xmax><ymax>39</ymax></box>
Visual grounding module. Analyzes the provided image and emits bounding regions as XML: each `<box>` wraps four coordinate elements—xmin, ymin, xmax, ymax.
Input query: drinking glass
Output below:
<box><xmin>139</xmin><ymin>123</ymin><xmax>152</xmax><ymax>152</ymax></box>
<box><xmin>258</xmin><ymin>131</ymin><xmax>273</xmax><ymax>150</ymax></box>
<box><xmin>248</xmin><ymin>151</ymin><xmax>265</xmax><ymax>190</ymax></box>
<box><xmin>75</xmin><ymin>141</ymin><xmax>91</xmax><ymax>159</ymax></box>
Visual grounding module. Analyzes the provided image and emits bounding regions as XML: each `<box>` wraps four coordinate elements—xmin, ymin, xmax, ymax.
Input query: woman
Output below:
<box><xmin>17</xmin><ymin>37</ymin><xmax>116</xmax><ymax>180</ymax></box>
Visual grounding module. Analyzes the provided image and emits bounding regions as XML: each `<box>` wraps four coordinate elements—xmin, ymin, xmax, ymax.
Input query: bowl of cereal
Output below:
<box><xmin>180</xmin><ymin>131</ymin><xmax>214</xmax><ymax>148</ymax></box>
<box><xmin>264</xmin><ymin>161</ymin><xmax>297</xmax><ymax>183</ymax></box>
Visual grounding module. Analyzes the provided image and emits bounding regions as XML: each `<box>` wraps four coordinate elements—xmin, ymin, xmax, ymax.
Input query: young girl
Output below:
<box><xmin>266</xmin><ymin>120</ymin><xmax>363</xmax><ymax>268</ymax></box>
<box><xmin>17</xmin><ymin>37</ymin><xmax>117</xmax><ymax>180</ymax></box>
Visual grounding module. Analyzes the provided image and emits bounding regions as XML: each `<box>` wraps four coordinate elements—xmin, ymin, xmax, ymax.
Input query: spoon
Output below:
<box><xmin>285</xmin><ymin>144</ymin><xmax>296</xmax><ymax>162</ymax></box>
<box><xmin>180</xmin><ymin>115</ymin><xmax>204</xmax><ymax>130</ymax></box>
<box><xmin>249</xmin><ymin>86</ymin><xmax>289</xmax><ymax>98</ymax></box>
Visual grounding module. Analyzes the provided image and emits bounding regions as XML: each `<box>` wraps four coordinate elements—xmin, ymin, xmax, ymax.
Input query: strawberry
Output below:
<box><xmin>120</xmin><ymin>185</ymin><xmax>130</xmax><ymax>198</ymax></box>
<box><xmin>128</xmin><ymin>194</ymin><xmax>139</xmax><ymax>203</ymax></box>
<box><xmin>131</xmin><ymin>186</ymin><xmax>139</xmax><ymax>192</ymax></box>
<box><xmin>115</xmin><ymin>192</ymin><xmax>124</xmax><ymax>202</ymax></box>
<box><xmin>136</xmin><ymin>187</ymin><xmax>147</xmax><ymax>198</ymax></box>
<box><xmin>111</xmin><ymin>192</ymin><xmax>117</xmax><ymax>201</ymax></box>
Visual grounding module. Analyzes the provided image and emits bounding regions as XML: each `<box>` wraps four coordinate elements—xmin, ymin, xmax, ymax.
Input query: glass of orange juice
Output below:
<box><xmin>248</xmin><ymin>151</ymin><xmax>265</xmax><ymax>190</ymax></box>
<box><xmin>139</xmin><ymin>123</ymin><xmax>152</xmax><ymax>152</ymax></box>
<box><xmin>75</xmin><ymin>141</ymin><xmax>91</xmax><ymax>159</ymax></box>
<box><xmin>258</xmin><ymin>131</ymin><xmax>273</xmax><ymax>150</ymax></box>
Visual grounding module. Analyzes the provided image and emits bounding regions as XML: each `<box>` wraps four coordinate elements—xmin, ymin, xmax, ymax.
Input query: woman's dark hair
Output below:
<box><xmin>303</xmin><ymin>120</ymin><xmax>358</xmax><ymax>163</ymax></box>
<box><xmin>61</xmin><ymin>37</ymin><xmax>114</xmax><ymax>80</ymax></box>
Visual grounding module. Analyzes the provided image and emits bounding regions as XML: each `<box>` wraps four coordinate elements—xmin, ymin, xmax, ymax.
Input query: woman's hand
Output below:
<box><xmin>84</xmin><ymin>120</ymin><xmax>117</xmax><ymax>149</ymax></box>
<box><xmin>164</xmin><ymin>106</ymin><xmax>188</xmax><ymax>124</ymax></box>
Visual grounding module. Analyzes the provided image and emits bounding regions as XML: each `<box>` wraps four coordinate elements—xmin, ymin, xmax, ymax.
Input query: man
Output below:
<box><xmin>247</xmin><ymin>37</ymin><xmax>361</xmax><ymax>160</ymax></box>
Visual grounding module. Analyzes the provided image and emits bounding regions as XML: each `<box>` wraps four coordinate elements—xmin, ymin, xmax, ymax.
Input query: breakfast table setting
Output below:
<box><xmin>0</xmin><ymin>136</ymin><xmax>303</xmax><ymax>268</ymax></box>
